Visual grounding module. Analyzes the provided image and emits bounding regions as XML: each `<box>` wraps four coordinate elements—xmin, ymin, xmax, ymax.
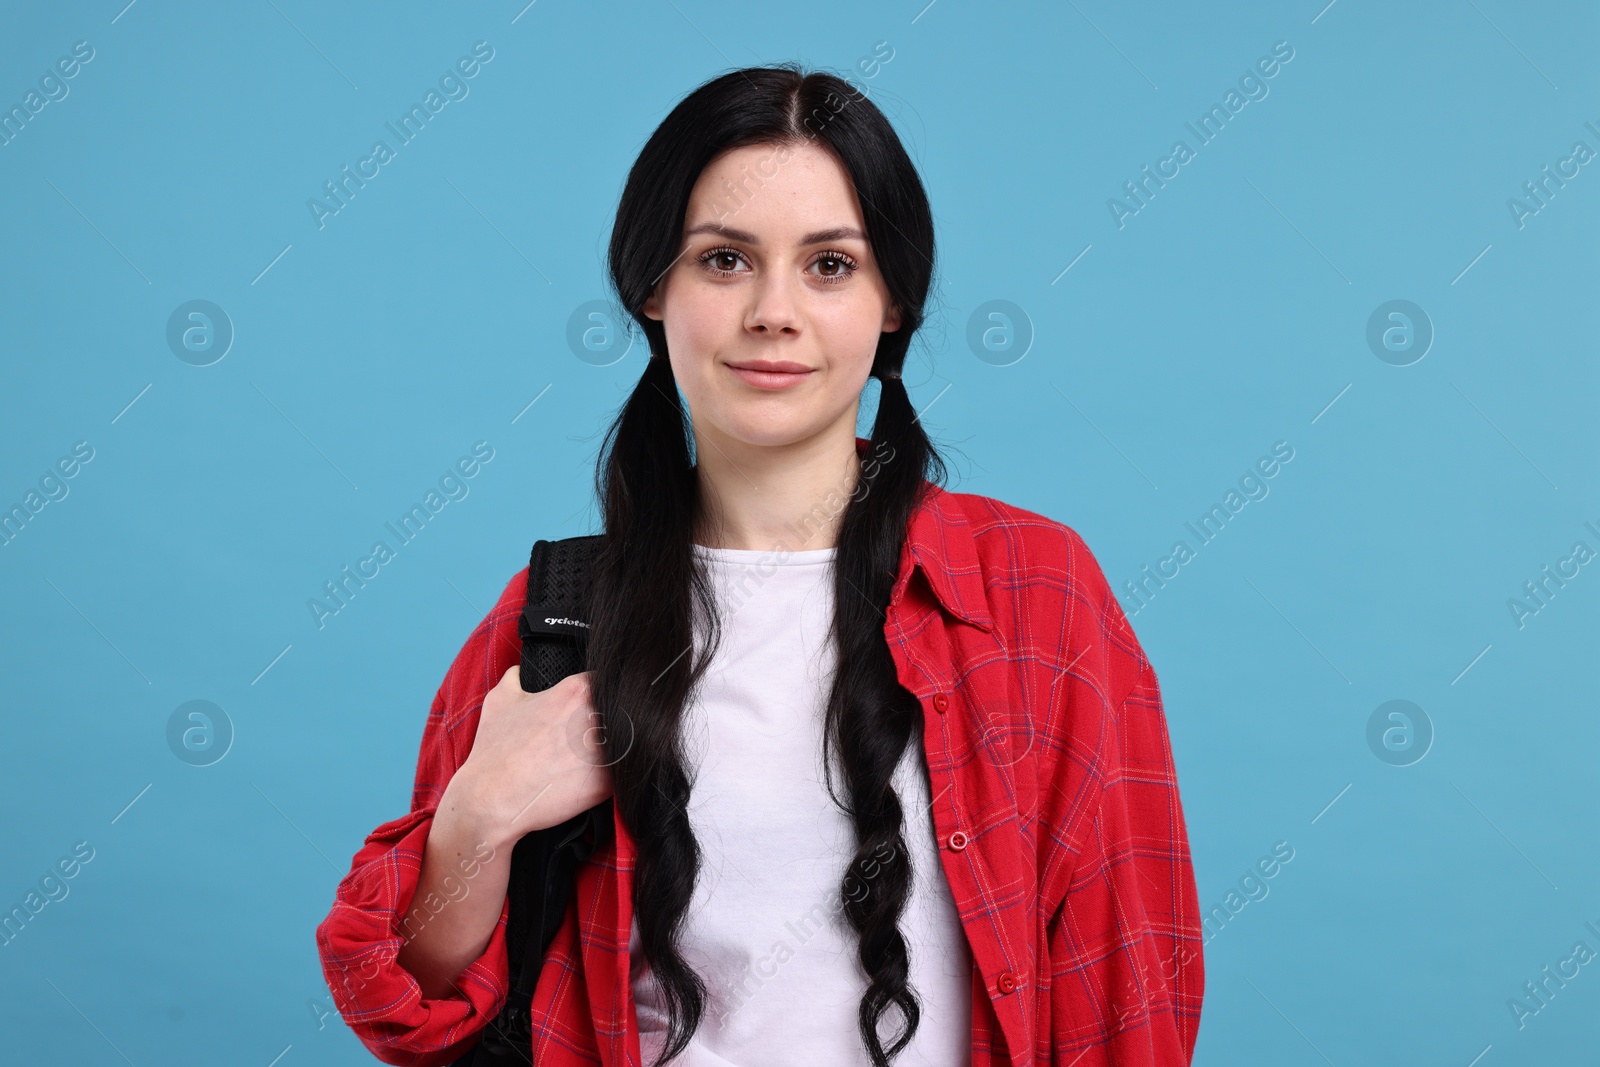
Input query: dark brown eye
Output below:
<box><xmin>810</xmin><ymin>250</ymin><xmax>859</xmax><ymax>284</ymax></box>
<box><xmin>698</xmin><ymin>245</ymin><xmax>748</xmax><ymax>276</ymax></box>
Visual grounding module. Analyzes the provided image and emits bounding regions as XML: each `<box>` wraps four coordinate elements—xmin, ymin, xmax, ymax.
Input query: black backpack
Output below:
<box><xmin>451</xmin><ymin>534</ymin><xmax>612</xmax><ymax>1065</ymax></box>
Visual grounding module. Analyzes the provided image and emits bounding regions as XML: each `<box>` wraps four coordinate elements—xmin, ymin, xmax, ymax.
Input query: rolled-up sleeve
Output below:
<box><xmin>1047</xmin><ymin>656</ymin><xmax>1205</xmax><ymax>1064</ymax></box>
<box><xmin>315</xmin><ymin>573</ymin><xmax>526</xmax><ymax>1066</ymax></box>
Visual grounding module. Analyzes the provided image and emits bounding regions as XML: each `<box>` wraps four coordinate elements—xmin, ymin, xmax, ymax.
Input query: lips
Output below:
<box><xmin>726</xmin><ymin>360</ymin><xmax>813</xmax><ymax>374</ymax></box>
<box><xmin>725</xmin><ymin>359</ymin><xmax>815</xmax><ymax>390</ymax></box>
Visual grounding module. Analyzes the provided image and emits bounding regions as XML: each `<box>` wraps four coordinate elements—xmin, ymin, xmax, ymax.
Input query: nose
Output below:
<box><xmin>745</xmin><ymin>270</ymin><xmax>800</xmax><ymax>336</ymax></box>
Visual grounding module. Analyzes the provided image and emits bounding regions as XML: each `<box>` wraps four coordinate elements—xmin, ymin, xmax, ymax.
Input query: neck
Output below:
<box><xmin>691</xmin><ymin>423</ymin><xmax>862</xmax><ymax>552</ymax></box>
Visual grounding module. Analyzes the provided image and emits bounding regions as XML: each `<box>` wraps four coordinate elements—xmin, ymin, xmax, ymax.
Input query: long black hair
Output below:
<box><xmin>586</xmin><ymin>62</ymin><xmax>949</xmax><ymax>1066</ymax></box>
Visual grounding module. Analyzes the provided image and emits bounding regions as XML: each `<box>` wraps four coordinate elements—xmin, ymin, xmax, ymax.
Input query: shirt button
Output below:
<box><xmin>932</xmin><ymin>693</ymin><xmax>949</xmax><ymax>713</ymax></box>
<box><xmin>947</xmin><ymin>830</ymin><xmax>968</xmax><ymax>851</ymax></box>
<box><xmin>997</xmin><ymin>971</ymin><xmax>1017</xmax><ymax>995</ymax></box>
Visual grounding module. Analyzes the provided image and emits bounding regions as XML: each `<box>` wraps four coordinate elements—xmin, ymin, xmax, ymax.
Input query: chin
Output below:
<box><xmin>712</xmin><ymin>413</ymin><xmax>820</xmax><ymax>449</ymax></box>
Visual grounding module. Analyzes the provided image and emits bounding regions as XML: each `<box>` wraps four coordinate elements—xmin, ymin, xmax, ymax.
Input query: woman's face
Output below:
<box><xmin>642</xmin><ymin>140</ymin><xmax>900</xmax><ymax>453</ymax></box>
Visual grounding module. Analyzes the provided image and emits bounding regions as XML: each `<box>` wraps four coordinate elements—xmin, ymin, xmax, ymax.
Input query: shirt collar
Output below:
<box><xmin>855</xmin><ymin>437</ymin><xmax>995</xmax><ymax>633</ymax></box>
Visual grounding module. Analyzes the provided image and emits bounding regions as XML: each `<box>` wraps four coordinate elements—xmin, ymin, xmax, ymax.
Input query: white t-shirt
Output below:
<box><xmin>628</xmin><ymin>542</ymin><xmax>973</xmax><ymax>1066</ymax></box>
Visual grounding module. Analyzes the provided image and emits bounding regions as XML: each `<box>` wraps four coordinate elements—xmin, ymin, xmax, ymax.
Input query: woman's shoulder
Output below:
<box><xmin>429</xmin><ymin>566</ymin><xmax>530</xmax><ymax>749</ymax></box>
<box><xmin>458</xmin><ymin>566</ymin><xmax>531</xmax><ymax>668</ymax></box>
<box><xmin>933</xmin><ymin>486</ymin><xmax>1111</xmax><ymax>593</ymax></box>
<box><xmin>933</xmin><ymin>487</ymin><xmax>1150</xmax><ymax>703</ymax></box>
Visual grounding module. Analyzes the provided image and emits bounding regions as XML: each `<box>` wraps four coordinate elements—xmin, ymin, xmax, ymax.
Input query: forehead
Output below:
<box><xmin>685</xmin><ymin>141</ymin><xmax>867</xmax><ymax>238</ymax></box>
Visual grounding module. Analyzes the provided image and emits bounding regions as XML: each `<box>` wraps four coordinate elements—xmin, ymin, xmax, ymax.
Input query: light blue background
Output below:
<box><xmin>2</xmin><ymin>2</ymin><xmax>1596</xmax><ymax>1064</ymax></box>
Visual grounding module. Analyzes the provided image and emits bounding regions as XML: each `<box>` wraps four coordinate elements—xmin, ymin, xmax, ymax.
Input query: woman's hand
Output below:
<box><xmin>446</xmin><ymin>667</ymin><xmax>615</xmax><ymax>849</ymax></box>
<box><xmin>391</xmin><ymin>668</ymin><xmax>611</xmax><ymax>1001</ymax></box>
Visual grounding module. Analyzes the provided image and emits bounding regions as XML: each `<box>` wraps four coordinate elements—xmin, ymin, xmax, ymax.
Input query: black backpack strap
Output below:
<box><xmin>452</xmin><ymin>535</ymin><xmax>610</xmax><ymax>1066</ymax></box>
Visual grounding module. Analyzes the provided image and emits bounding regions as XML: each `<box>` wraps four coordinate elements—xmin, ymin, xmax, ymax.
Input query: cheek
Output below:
<box><xmin>814</xmin><ymin>297</ymin><xmax>886</xmax><ymax>361</ymax></box>
<box><xmin>663</xmin><ymin>287</ymin><xmax>738</xmax><ymax>412</ymax></box>
<box><xmin>664</xmin><ymin>285</ymin><xmax>738</xmax><ymax>358</ymax></box>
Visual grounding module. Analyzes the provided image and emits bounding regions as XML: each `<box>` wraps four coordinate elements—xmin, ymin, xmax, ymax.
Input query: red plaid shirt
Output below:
<box><xmin>317</xmin><ymin>440</ymin><xmax>1205</xmax><ymax>1065</ymax></box>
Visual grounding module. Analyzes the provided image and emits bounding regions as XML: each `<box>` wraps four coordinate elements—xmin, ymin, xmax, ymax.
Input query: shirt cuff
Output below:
<box><xmin>316</xmin><ymin>807</ymin><xmax>511</xmax><ymax>1067</ymax></box>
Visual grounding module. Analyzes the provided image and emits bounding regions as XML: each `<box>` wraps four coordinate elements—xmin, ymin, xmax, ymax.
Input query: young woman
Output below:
<box><xmin>317</xmin><ymin>64</ymin><xmax>1204</xmax><ymax>1067</ymax></box>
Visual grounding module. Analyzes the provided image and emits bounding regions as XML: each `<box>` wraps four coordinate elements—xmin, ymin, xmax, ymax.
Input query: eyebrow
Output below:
<box><xmin>682</xmin><ymin>222</ymin><xmax>867</xmax><ymax>245</ymax></box>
